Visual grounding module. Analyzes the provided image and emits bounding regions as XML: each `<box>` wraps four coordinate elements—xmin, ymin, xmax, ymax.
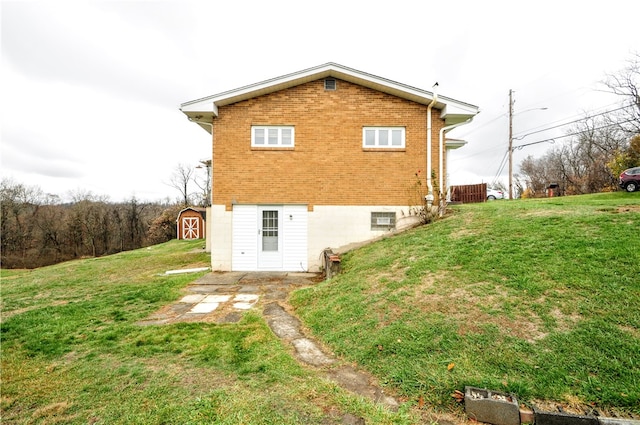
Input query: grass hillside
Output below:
<box><xmin>1</xmin><ymin>241</ymin><xmax>416</xmax><ymax>424</ymax></box>
<box><xmin>2</xmin><ymin>193</ymin><xmax>638</xmax><ymax>424</ymax></box>
<box><xmin>292</xmin><ymin>193</ymin><xmax>640</xmax><ymax>415</ymax></box>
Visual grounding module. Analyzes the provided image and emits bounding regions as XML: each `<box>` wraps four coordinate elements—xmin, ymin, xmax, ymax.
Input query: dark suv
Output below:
<box><xmin>619</xmin><ymin>167</ymin><xmax>640</xmax><ymax>192</ymax></box>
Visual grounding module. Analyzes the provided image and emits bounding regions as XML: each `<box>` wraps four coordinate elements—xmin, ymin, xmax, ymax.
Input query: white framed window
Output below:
<box><xmin>252</xmin><ymin>126</ymin><xmax>295</xmax><ymax>148</ymax></box>
<box><xmin>363</xmin><ymin>127</ymin><xmax>405</xmax><ymax>148</ymax></box>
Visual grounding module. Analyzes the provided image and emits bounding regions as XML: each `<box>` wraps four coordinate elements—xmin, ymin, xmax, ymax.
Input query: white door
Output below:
<box><xmin>258</xmin><ymin>206</ymin><xmax>283</xmax><ymax>269</ymax></box>
<box><xmin>232</xmin><ymin>205</ymin><xmax>307</xmax><ymax>271</ymax></box>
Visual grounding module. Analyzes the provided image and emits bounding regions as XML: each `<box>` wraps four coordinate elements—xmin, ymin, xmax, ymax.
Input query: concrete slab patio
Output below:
<box><xmin>137</xmin><ymin>271</ymin><xmax>401</xmax><ymax>413</ymax></box>
<box><xmin>138</xmin><ymin>271</ymin><xmax>320</xmax><ymax>325</ymax></box>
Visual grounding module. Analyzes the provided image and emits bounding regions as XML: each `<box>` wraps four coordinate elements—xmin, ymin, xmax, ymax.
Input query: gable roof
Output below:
<box><xmin>180</xmin><ymin>62</ymin><xmax>480</xmax><ymax>133</ymax></box>
<box><xmin>176</xmin><ymin>207</ymin><xmax>206</xmax><ymax>221</ymax></box>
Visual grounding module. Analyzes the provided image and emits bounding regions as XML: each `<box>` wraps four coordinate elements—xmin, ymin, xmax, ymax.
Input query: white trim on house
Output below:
<box><xmin>210</xmin><ymin>204</ymin><xmax>421</xmax><ymax>272</ymax></box>
<box><xmin>362</xmin><ymin>127</ymin><xmax>406</xmax><ymax>148</ymax></box>
<box><xmin>180</xmin><ymin>63</ymin><xmax>480</xmax><ymax>132</ymax></box>
<box><xmin>251</xmin><ymin>126</ymin><xmax>295</xmax><ymax>148</ymax></box>
<box><xmin>231</xmin><ymin>204</ymin><xmax>308</xmax><ymax>272</ymax></box>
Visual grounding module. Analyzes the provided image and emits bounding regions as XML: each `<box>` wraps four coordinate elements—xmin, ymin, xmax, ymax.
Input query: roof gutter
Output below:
<box><xmin>426</xmin><ymin>83</ymin><xmax>438</xmax><ymax>206</ymax></box>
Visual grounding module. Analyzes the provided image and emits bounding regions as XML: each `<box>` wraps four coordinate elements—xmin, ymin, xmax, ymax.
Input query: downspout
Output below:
<box><xmin>426</xmin><ymin>83</ymin><xmax>438</xmax><ymax>207</ymax></box>
<box><xmin>438</xmin><ymin>116</ymin><xmax>475</xmax><ymax>196</ymax></box>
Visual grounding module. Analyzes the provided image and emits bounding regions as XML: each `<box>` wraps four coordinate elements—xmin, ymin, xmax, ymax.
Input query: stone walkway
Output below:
<box><xmin>138</xmin><ymin>271</ymin><xmax>400</xmax><ymax>412</ymax></box>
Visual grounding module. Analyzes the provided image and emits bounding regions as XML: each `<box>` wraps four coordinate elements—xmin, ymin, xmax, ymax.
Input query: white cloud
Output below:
<box><xmin>1</xmin><ymin>0</ymin><xmax>638</xmax><ymax>201</ymax></box>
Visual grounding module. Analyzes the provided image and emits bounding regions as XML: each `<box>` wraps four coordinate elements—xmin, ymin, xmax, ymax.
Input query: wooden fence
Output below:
<box><xmin>450</xmin><ymin>183</ymin><xmax>487</xmax><ymax>204</ymax></box>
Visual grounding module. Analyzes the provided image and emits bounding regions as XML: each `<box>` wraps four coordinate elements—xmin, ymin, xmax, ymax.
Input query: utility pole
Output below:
<box><xmin>508</xmin><ymin>89</ymin><xmax>514</xmax><ymax>200</ymax></box>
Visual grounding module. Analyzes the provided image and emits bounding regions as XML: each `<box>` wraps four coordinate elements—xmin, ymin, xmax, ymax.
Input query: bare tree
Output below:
<box><xmin>67</xmin><ymin>190</ymin><xmax>111</xmax><ymax>257</ymax></box>
<box><xmin>35</xmin><ymin>195</ymin><xmax>66</xmax><ymax>262</ymax></box>
<box><xmin>168</xmin><ymin>163</ymin><xmax>195</xmax><ymax>207</ymax></box>
<box><xmin>0</xmin><ymin>178</ymin><xmax>43</xmax><ymax>262</ymax></box>
<box><xmin>602</xmin><ymin>51</ymin><xmax>640</xmax><ymax>135</ymax></box>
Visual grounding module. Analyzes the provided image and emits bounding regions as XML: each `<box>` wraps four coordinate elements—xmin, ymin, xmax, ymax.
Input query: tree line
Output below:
<box><xmin>0</xmin><ymin>179</ymin><xmax>186</xmax><ymax>269</ymax></box>
<box><xmin>2</xmin><ymin>160</ymin><xmax>210</xmax><ymax>269</ymax></box>
<box><xmin>516</xmin><ymin>52</ymin><xmax>640</xmax><ymax>197</ymax></box>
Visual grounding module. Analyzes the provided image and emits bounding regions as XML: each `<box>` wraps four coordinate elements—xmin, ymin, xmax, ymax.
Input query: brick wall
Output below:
<box><xmin>212</xmin><ymin>78</ymin><xmax>445</xmax><ymax>210</ymax></box>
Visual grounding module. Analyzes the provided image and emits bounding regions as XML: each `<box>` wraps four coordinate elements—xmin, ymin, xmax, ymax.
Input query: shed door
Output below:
<box><xmin>258</xmin><ymin>206</ymin><xmax>283</xmax><ymax>269</ymax></box>
<box><xmin>182</xmin><ymin>217</ymin><xmax>200</xmax><ymax>239</ymax></box>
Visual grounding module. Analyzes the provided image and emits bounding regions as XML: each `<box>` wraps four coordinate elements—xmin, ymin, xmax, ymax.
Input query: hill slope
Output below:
<box><xmin>292</xmin><ymin>193</ymin><xmax>640</xmax><ymax>415</ymax></box>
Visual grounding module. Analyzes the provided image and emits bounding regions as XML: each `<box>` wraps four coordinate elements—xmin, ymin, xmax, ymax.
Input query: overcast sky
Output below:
<box><xmin>1</xmin><ymin>0</ymin><xmax>638</xmax><ymax>202</ymax></box>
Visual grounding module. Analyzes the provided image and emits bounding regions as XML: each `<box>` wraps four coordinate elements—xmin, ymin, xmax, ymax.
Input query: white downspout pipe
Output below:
<box><xmin>426</xmin><ymin>83</ymin><xmax>438</xmax><ymax>207</ymax></box>
<box><xmin>438</xmin><ymin>116</ymin><xmax>475</xmax><ymax>194</ymax></box>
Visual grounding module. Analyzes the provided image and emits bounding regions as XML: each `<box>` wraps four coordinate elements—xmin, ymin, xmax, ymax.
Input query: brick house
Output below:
<box><xmin>180</xmin><ymin>63</ymin><xmax>479</xmax><ymax>272</ymax></box>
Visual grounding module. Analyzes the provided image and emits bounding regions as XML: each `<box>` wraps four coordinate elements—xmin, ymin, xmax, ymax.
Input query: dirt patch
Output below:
<box><xmin>31</xmin><ymin>401</ymin><xmax>75</xmax><ymax>422</ymax></box>
<box><xmin>616</xmin><ymin>205</ymin><xmax>640</xmax><ymax>213</ymax></box>
<box><xmin>530</xmin><ymin>398</ymin><xmax>640</xmax><ymax>420</ymax></box>
<box><xmin>401</xmin><ymin>281</ymin><xmax>553</xmax><ymax>343</ymax></box>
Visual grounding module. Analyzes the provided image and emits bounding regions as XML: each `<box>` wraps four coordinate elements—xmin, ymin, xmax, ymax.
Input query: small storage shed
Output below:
<box><xmin>177</xmin><ymin>207</ymin><xmax>206</xmax><ymax>240</ymax></box>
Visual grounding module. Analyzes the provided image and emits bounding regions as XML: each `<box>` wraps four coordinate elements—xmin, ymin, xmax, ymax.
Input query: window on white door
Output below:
<box><xmin>261</xmin><ymin>210</ymin><xmax>279</xmax><ymax>251</ymax></box>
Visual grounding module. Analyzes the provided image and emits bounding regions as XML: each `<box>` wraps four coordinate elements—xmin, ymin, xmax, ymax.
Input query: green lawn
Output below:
<box><xmin>292</xmin><ymin>193</ymin><xmax>640</xmax><ymax>415</ymax></box>
<box><xmin>1</xmin><ymin>240</ymin><xmax>415</xmax><ymax>424</ymax></box>
<box><xmin>2</xmin><ymin>194</ymin><xmax>639</xmax><ymax>423</ymax></box>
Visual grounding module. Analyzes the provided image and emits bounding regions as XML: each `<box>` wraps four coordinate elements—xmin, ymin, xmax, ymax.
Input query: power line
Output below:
<box><xmin>491</xmin><ymin>150</ymin><xmax>509</xmax><ymax>186</ymax></box>
<box><xmin>513</xmin><ymin>105</ymin><xmax>632</xmax><ymax>140</ymax></box>
<box><xmin>512</xmin><ymin>100</ymin><xmax>622</xmax><ymax>137</ymax></box>
<box><xmin>513</xmin><ymin>118</ymin><xmax>637</xmax><ymax>150</ymax></box>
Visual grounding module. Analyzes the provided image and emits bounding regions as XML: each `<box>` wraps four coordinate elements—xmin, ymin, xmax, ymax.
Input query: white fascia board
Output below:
<box><xmin>446</xmin><ymin>138</ymin><xmax>468</xmax><ymax>150</ymax></box>
<box><xmin>180</xmin><ymin>63</ymin><xmax>479</xmax><ymax>117</ymax></box>
<box><xmin>180</xmin><ymin>100</ymin><xmax>218</xmax><ymax>116</ymax></box>
<box><xmin>439</xmin><ymin>102</ymin><xmax>480</xmax><ymax>125</ymax></box>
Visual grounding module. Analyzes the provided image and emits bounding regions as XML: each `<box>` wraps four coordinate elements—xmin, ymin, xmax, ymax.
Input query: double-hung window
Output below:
<box><xmin>252</xmin><ymin>126</ymin><xmax>294</xmax><ymax>148</ymax></box>
<box><xmin>363</xmin><ymin>127</ymin><xmax>405</xmax><ymax>149</ymax></box>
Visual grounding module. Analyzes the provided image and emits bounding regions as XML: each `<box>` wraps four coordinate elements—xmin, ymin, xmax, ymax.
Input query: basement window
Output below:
<box><xmin>371</xmin><ymin>212</ymin><xmax>396</xmax><ymax>230</ymax></box>
<box><xmin>324</xmin><ymin>78</ymin><xmax>337</xmax><ymax>90</ymax></box>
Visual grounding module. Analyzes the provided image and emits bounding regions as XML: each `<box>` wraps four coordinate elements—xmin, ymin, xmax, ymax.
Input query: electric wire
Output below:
<box><xmin>513</xmin><ymin>118</ymin><xmax>637</xmax><ymax>150</ymax></box>
<box><xmin>513</xmin><ymin>105</ymin><xmax>632</xmax><ymax>140</ymax></box>
<box><xmin>512</xmin><ymin>100</ymin><xmax>622</xmax><ymax>137</ymax></box>
<box><xmin>491</xmin><ymin>150</ymin><xmax>510</xmax><ymax>186</ymax></box>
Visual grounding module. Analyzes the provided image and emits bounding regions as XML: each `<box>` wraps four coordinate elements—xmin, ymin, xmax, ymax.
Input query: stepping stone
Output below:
<box><xmin>233</xmin><ymin>294</ymin><xmax>259</xmax><ymax>310</ymax></box>
<box><xmin>188</xmin><ymin>302</ymin><xmax>220</xmax><ymax>314</ymax></box>
<box><xmin>203</xmin><ymin>295</ymin><xmax>232</xmax><ymax>303</ymax></box>
<box><xmin>179</xmin><ymin>294</ymin><xmax>205</xmax><ymax>304</ymax></box>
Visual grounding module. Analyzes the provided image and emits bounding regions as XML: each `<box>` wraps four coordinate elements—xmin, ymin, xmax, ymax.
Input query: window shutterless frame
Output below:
<box><xmin>252</xmin><ymin>126</ymin><xmax>295</xmax><ymax>148</ymax></box>
<box><xmin>362</xmin><ymin>127</ymin><xmax>405</xmax><ymax>148</ymax></box>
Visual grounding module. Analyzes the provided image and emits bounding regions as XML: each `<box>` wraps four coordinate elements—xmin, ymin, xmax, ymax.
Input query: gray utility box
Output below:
<box><xmin>465</xmin><ymin>386</ymin><xmax>520</xmax><ymax>425</ymax></box>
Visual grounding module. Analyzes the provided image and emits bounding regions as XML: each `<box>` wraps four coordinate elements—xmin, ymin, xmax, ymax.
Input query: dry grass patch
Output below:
<box><xmin>404</xmin><ymin>280</ymin><xmax>556</xmax><ymax>343</ymax></box>
<box><xmin>31</xmin><ymin>401</ymin><xmax>75</xmax><ymax>423</ymax></box>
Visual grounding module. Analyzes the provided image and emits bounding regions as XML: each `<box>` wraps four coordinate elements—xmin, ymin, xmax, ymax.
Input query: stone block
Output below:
<box><xmin>464</xmin><ymin>386</ymin><xmax>520</xmax><ymax>425</ymax></box>
<box><xmin>533</xmin><ymin>405</ymin><xmax>598</xmax><ymax>425</ymax></box>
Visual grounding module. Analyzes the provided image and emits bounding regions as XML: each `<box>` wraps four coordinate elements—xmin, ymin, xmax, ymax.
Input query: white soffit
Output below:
<box><xmin>180</xmin><ymin>63</ymin><xmax>480</xmax><ymax>127</ymax></box>
<box><xmin>446</xmin><ymin>138</ymin><xmax>468</xmax><ymax>150</ymax></box>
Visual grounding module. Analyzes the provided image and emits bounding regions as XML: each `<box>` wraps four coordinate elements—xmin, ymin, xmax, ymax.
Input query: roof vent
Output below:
<box><xmin>324</xmin><ymin>78</ymin><xmax>336</xmax><ymax>90</ymax></box>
